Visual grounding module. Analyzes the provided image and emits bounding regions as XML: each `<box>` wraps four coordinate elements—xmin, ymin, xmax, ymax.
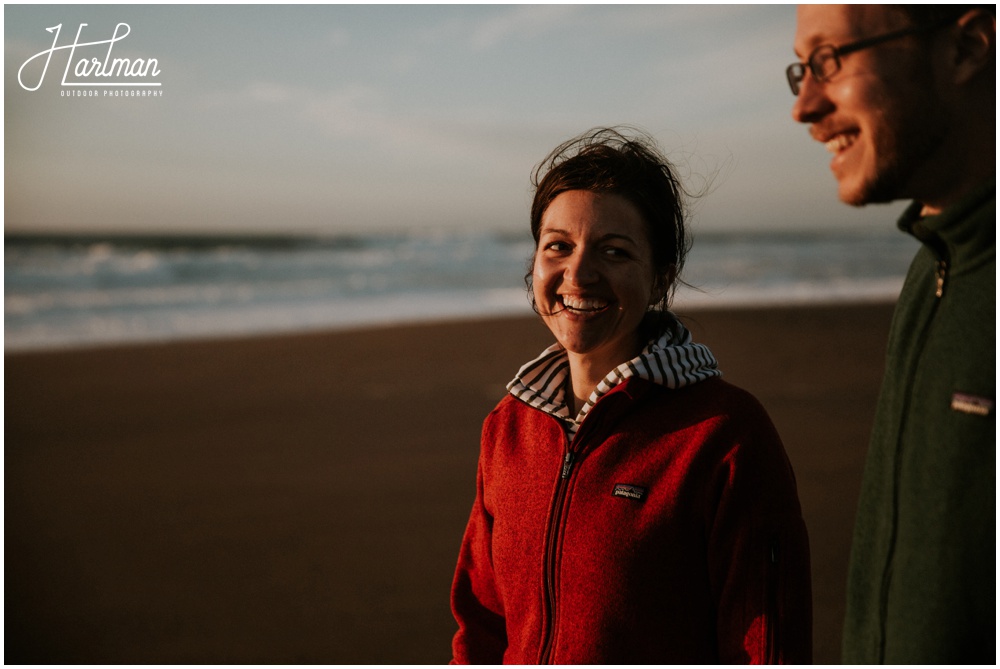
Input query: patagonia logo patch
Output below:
<box><xmin>612</xmin><ymin>484</ymin><xmax>648</xmax><ymax>501</ymax></box>
<box><xmin>950</xmin><ymin>392</ymin><xmax>993</xmax><ymax>417</ymax></box>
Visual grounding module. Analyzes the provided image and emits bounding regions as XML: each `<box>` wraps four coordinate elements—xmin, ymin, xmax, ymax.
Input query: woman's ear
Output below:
<box><xmin>650</xmin><ymin>265</ymin><xmax>676</xmax><ymax>306</ymax></box>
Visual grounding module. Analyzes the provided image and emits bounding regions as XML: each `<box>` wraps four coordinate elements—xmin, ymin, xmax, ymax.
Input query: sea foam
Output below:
<box><xmin>4</xmin><ymin>228</ymin><xmax>918</xmax><ymax>351</ymax></box>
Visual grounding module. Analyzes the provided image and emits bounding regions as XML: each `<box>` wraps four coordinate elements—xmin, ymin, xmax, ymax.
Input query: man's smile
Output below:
<box><xmin>823</xmin><ymin>132</ymin><xmax>858</xmax><ymax>154</ymax></box>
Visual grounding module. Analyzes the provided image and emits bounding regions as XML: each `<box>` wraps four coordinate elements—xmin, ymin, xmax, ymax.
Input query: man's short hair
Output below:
<box><xmin>897</xmin><ymin>4</ymin><xmax>996</xmax><ymax>28</ymax></box>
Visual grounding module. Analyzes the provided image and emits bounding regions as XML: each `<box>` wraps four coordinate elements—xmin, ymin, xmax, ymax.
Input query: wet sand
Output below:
<box><xmin>5</xmin><ymin>302</ymin><xmax>893</xmax><ymax>663</ymax></box>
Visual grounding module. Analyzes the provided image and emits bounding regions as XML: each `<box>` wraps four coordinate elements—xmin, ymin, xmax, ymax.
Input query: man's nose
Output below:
<box><xmin>791</xmin><ymin>70</ymin><xmax>833</xmax><ymax>124</ymax></box>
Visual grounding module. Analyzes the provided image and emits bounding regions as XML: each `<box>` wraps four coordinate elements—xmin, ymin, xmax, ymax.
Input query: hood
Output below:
<box><xmin>508</xmin><ymin>311</ymin><xmax>722</xmax><ymax>427</ymax></box>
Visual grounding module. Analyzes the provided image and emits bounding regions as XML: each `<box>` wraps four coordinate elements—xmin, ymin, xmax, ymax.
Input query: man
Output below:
<box><xmin>788</xmin><ymin>4</ymin><xmax>995</xmax><ymax>664</ymax></box>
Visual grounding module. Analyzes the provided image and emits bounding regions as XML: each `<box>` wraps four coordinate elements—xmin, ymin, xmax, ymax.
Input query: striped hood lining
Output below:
<box><xmin>507</xmin><ymin>313</ymin><xmax>722</xmax><ymax>435</ymax></box>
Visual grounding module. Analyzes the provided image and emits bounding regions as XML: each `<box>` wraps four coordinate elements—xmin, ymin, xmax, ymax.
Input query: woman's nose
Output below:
<box><xmin>565</xmin><ymin>249</ymin><xmax>599</xmax><ymax>286</ymax></box>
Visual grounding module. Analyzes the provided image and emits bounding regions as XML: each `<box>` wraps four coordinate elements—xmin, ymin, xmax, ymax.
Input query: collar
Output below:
<box><xmin>899</xmin><ymin>177</ymin><xmax>996</xmax><ymax>270</ymax></box>
<box><xmin>507</xmin><ymin>312</ymin><xmax>721</xmax><ymax>438</ymax></box>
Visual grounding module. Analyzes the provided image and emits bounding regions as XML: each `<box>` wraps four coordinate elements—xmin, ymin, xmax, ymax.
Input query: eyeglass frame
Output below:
<box><xmin>786</xmin><ymin>22</ymin><xmax>949</xmax><ymax>96</ymax></box>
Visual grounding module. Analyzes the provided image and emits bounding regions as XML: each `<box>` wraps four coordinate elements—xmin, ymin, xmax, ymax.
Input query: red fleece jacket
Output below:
<box><xmin>450</xmin><ymin>376</ymin><xmax>812</xmax><ymax>664</ymax></box>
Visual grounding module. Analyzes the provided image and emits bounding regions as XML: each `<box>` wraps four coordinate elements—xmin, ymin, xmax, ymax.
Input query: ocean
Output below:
<box><xmin>4</xmin><ymin>227</ymin><xmax>919</xmax><ymax>352</ymax></box>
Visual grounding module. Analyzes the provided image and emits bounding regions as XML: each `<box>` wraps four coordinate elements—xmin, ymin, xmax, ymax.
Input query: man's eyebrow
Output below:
<box><xmin>794</xmin><ymin>35</ymin><xmax>822</xmax><ymax>59</ymax></box>
<box><xmin>794</xmin><ymin>26</ymin><xmax>842</xmax><ymax>58</ymax></box>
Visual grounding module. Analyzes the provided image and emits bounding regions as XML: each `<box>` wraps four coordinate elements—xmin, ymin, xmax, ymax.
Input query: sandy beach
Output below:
<box><xmin>6</xmin><ymin>302</ymin><xmax>894</xmax><ymax>664</ymax></box>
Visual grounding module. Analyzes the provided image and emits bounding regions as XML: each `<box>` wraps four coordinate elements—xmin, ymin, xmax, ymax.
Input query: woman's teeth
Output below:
<box><xmin>562</xmin><ymin>296</ymin><xmax>608</xmax><ymax>312</ymax></box>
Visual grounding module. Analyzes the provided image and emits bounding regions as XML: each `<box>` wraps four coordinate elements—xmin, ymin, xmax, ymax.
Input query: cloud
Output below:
<box><xmin>326</xmin><ymin>27</ymin><xmax>351</xmax><ymax>49</ymax></box>
<box><xmin>466</xmin><ymin>5</ymin><xmax>579</xmax><ymax>51</ymax></box>
<box><xmin>246</xmin><ymin>81</ymin><xmax>293</xmax><ymax>104</ymax></box>
<box><xmin>237</xmin><ymin>80</ymin><xmax>529</xmax><ymax>174</ymax></box>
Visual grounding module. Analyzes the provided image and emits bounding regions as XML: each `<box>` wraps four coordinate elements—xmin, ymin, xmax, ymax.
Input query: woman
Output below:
<box><xmin>450</xmin><ymin>128</ymin><xmax>812</xmax><ymax>664</ymax></box>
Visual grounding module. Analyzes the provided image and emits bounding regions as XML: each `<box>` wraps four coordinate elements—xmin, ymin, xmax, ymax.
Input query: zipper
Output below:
<box><xmin>876</xmin><ymin>233</ymin><xmax>948</xmax><ymax>660</ymax></box>
<box><xmin>539</xmin><ymin>414</ymin><xmax>596</xmax><ymax>665</ymax></box>
<box><xmin>561</xmin><ymin>451</ymin><xmax>576</xmax><ymax>479</ymax></box>
<box><xmin>766</xmin><ymin>536</ymin><xmax>780</xmax><ymax>664</ymax></box>
<box><xmin>538</xmin><ymin>443</ymin><xmax>575</xmax><ymax>664</ymax></box>
<box><xmin>934</xmin><ymin>258</ymin><xmax>948</xmax><ymax>298</ymax></box>
<box><xmin>536</xmin><ymin>399</ymin><xmax>614</xmax><ymax>663</ymax></box>
<box><xmin>916</xmin><ymin>225</ymin><xmax>949</xmax><ymax>299</ymax></box>
<box><xmin>909</xmin><ymin>219</ymin><xmax>950</xmax><ymax>299</ymax></box>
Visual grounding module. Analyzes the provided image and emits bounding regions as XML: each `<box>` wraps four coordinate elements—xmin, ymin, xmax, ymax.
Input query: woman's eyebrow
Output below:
<box><xmin>598</xmin><ymin>232</ymin><xmax>640</xmax><ymax>246</ymax></box>
<box><xmin>540</xmin><ymin>228</ymin><xmax>639</xmax><ymax>245</ymax></box>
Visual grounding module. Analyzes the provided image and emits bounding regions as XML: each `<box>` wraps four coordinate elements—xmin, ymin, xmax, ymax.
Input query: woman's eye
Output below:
<box><xmin>604</xmin><ymin>247</ymin><xmax>630</xmax><ymax>258</ymax></box>
<box><xmin>545</xmin><ymin>241</ymin><xmax>570</xmax><ymax>252</ymax></box>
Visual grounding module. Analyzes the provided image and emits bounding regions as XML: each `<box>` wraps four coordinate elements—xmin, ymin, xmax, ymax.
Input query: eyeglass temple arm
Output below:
<box><xmin>836</xmin><ymin>22</ymin><xmax>946</xmax><ymax>58</ymax></box>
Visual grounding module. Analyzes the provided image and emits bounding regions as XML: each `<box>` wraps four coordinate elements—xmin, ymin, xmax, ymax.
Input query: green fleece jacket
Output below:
<box><xmin>842</xmin><ymin>179</ymin><xmax>996</xmax><ymax>664</ymax></box>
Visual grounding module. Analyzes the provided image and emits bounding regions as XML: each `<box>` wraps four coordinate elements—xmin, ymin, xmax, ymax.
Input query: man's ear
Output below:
<box><xmin>951</xmin><ymin>9</ymin><xmax>995</xmax><ymax>85</ymax></box>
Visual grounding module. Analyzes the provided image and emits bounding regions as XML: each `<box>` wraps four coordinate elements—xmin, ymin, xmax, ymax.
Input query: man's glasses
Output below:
<box><xmin>786</xmin><ymin>24</ymin><xmax>943</xmax><ymax>96</ymax></box>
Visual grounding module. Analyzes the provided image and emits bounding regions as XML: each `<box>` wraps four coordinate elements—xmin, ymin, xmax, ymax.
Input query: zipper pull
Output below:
<box><xmin>935</xmin><ymin>259</ymin><xmax>947</xmax><ymax>298</ymax></box>
<box><xmin>561</xmin><ymin>451</ymin><xmax>576</xmax><ymax>479</ymax></box>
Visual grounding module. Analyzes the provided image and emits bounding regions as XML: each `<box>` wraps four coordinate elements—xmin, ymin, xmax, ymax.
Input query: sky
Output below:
<box><xmin>4</xmin><ymin>3</ymin><xmax>908</xmax><ymax>237</ymax></box>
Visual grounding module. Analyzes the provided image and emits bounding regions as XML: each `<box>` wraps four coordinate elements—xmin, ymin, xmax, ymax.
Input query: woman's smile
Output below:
<box><xmin>558</xmin><ymin>294</ymin><xmax>612</xmax><ymax>315</ymax></box>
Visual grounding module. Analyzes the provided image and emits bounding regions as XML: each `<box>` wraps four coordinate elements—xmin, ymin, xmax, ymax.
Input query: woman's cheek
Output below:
<box><xmin>532</xmin><ymin>257</ymin><xmax>551</xmax><ymax>292</ymax></box>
